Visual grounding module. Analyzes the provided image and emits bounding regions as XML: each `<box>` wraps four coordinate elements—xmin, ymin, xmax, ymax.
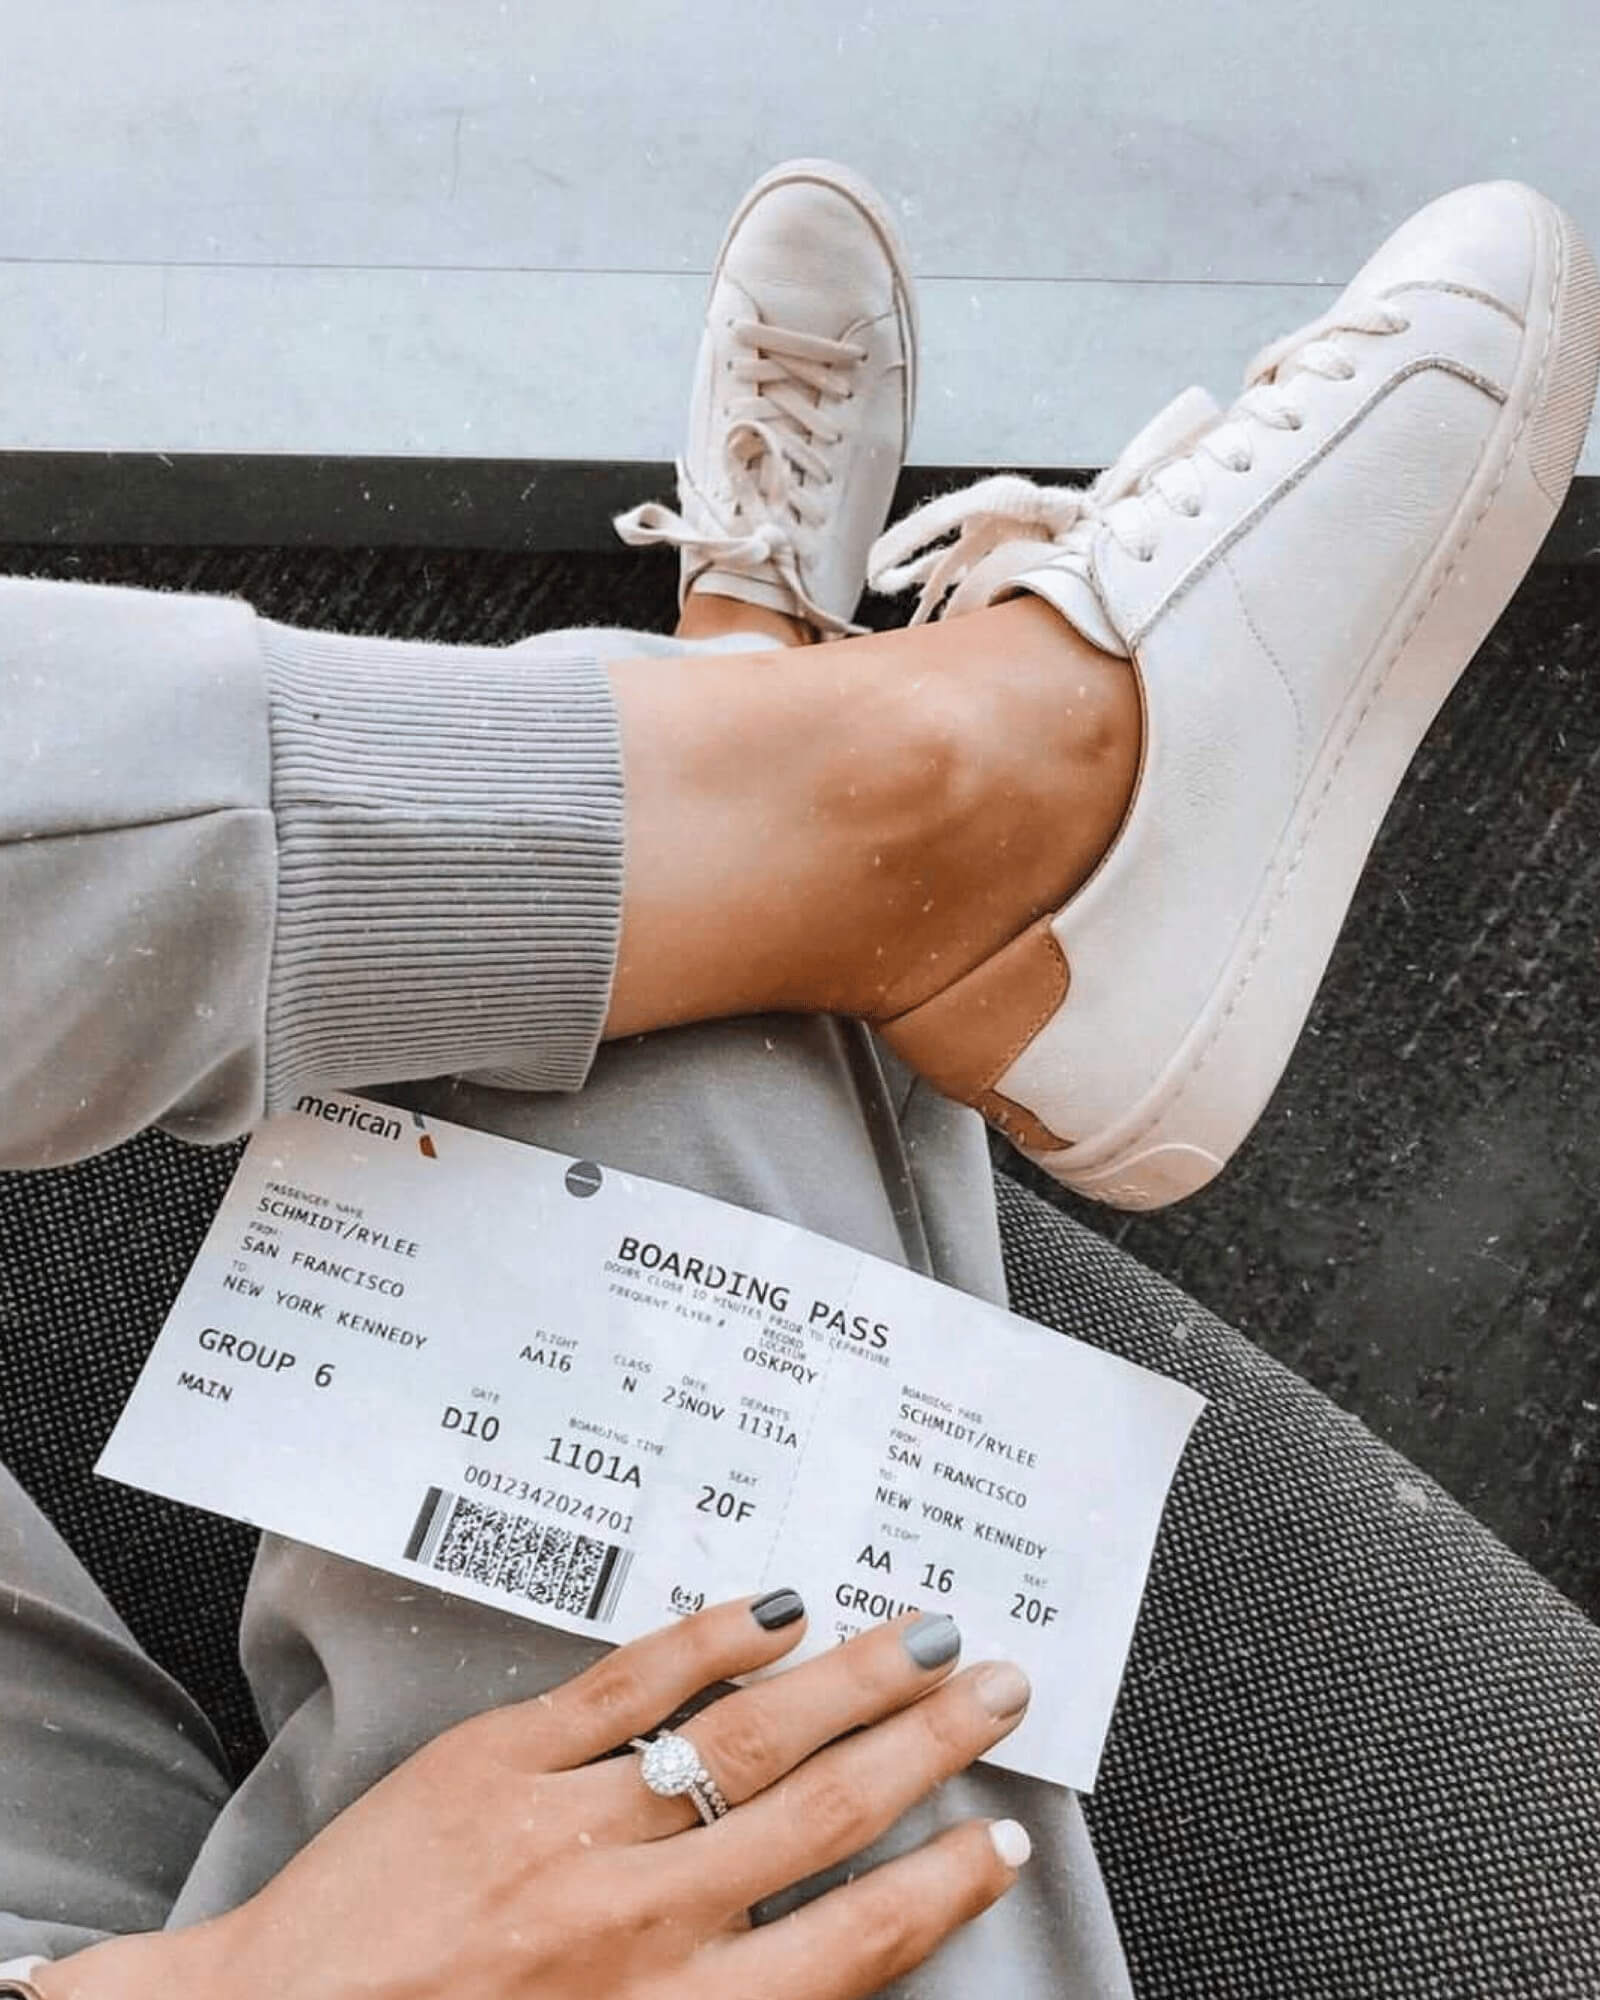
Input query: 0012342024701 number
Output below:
<box><xmin>461</xmin><ymin>1463</ymin><xmax>634</xmax><ymax>1536</ymax></box>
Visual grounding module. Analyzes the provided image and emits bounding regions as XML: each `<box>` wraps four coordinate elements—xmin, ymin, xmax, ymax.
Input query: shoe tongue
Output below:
<box><xmin>950</xmin><ymin>387</ymin><xmax>1225</xmax><ymax>656</ymax></box>
<box><xmin>943</xmin><ymin>538</ymin><xmax>1130</xmax><ymax>657</ymax></box>
<box><xmin>1010</xmin><ymin>560</ymin><xmax>1131</xmax><ymax>658</ymax></box>
<box><xmin>1095</xmin><ymin>385</ymin><xmax>1224</xmax><ymax>503</ymax></box>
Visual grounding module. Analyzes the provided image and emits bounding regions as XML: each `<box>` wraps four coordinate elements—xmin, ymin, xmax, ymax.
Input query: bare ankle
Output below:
<box><xmin>675</xmin><ymin>588</ymin><xmax>816</xmax><ymax>649</ymax></box>
<box><xmin>601</xmin><ymin>600</ymin><xmax>1141</xmax><ymax>1041</ymax></box>
<box><xmin>848</xmin><ymin>598</ymin><xmax>1142</xmax><ymax>1020</ymax></box>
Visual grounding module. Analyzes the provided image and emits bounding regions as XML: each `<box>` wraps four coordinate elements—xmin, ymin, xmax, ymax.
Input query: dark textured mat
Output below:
<box><xmin>2</xmin><ymin>540</ymin><xmax>1595</xmax><ymax>1725</ymax></box>
<box><xmin>0</xmin><ymin>1126</ymin><xmax>256</xmax><ymax>1764</ymax></box>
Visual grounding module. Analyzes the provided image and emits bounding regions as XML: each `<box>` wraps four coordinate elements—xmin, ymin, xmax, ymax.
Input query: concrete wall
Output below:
<box><xmin>3</xmin><ymin>1</ymin><xmax>1596</xmax><ymax>475</ymax></box>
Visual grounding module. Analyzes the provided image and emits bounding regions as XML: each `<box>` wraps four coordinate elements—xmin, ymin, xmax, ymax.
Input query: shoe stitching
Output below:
<box><xmin>990</xmin><ymin>936</ymin><xmax>1072</xmax><ymax>1088</ymax></box>
<box><xmin>1221</xmin><ymin>549</ymin><xmax>1307</xmax><ymax>780</ymax></box>
<box><xmin>1380</xmin><ymin>277</ymin><xmax>1526</xmax><ymax>327</ymax></box>
<box><xmin>670</xmin><ymin>178</ymin><xmax>913</xmax><ymax>635</ymax></box>
<box><xmin>1124</xmin><ymin>356</ymin><xmax>1510</xmax><ymax>651</ymax></box>
<box><xmin>895</xmin><ymin>286</ymin><xmax>917</xmax><ymax>437</ymax></box>
<box><xmin>857</xmin><ymin>308</ymin><xmax>915</xmax><ymax>452</ymax></box>
<box><xmin>733</xmin><ymin>160</ymin><xmax>918</xmax><ymax>438</ymax></box>
<box><xmin>1096</xmin><ymin>202</ymin><xmax>1566</xmax><ymax>1171</ymax></box>
<box><xmin>881</xmin><ymin>920</ymin><xmax>1069</xmax><ymax>1094</ymax></box>
<box><xmin>636</xmin><ymin>308</ymin><xmax>891</xmax><ymax>633</ymax></box>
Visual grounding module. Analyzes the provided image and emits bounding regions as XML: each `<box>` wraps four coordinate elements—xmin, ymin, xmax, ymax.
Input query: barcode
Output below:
<box><xmin>403</xmin><ymin>1486</ymin><xmax>633</xmax><ymax>1623</ymax></box>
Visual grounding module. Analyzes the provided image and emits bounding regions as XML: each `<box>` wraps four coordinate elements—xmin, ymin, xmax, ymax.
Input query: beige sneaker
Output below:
<box><xmin>868</xmin><ymin>182</ymin><xmax>1600</xmax><ymax>1209</ymax></box>
<box><xmin>615</xmin><ymin>159</ymin><xmax>917</xmax><ymax>638</ymax></box>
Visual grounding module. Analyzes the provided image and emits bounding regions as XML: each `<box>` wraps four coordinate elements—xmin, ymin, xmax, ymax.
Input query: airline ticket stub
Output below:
<box><xmin>99</xmin><ymin>1091</ymin><xmax>1204</xmax><ymax>1792</ymax></box>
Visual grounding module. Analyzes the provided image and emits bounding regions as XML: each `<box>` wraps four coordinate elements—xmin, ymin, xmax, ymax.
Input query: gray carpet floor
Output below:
<box><xmin>6</xmin><ymin>537</ymin><xmax>1596</xmax><ymax>1644</ymax></box>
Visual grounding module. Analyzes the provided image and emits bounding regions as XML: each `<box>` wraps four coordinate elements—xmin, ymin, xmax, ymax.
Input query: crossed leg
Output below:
<box><xmin>0</xmin><ymin>609</ymin><xmax>1134</xmax><ymax>1998</ymax></box>
<box><xmin>156</xmin><ymin>615</ymin><xmax>1137</xmax><ymax>1997</ymax></box>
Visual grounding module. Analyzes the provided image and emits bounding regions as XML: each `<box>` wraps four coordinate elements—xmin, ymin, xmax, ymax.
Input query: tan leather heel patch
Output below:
<box><xmin>975</xmin><ymin>1087</ymin><xmax>1072</xmax><ymax>1156</ymax></box>
<box><xmin>878</xmin><ymin>914</ymin><xmax>1073</xmax><ymax>1149</ymax></box>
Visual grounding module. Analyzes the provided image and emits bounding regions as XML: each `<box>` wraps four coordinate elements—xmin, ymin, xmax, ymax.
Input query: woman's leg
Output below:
<box><xmin>145</xmin><ymin>151</ymin><xmax>1143</xmax><ymax>1973</ymax></box>
<box><xmin>8</xmin><ymin>157</ymin><xmax>1136</xmax><ymax>1990</ymax></box>
<box><xmin>154</xmin><ymin>609</ymin><xmax>1134</xmax><ymax>1996</ymax></box>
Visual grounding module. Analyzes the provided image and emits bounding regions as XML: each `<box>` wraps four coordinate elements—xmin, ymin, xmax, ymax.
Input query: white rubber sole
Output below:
<box><xmin>1029</xmin><ymin>191</ymin><xmax>1600</xmax><ymax>1211</ymax></box>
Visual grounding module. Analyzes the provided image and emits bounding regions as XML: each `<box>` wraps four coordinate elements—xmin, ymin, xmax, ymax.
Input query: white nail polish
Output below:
<box><xmin>989</xmin><ymin>1818</ymin><xmax>1032</xmax><ymax>1868</ymax></box>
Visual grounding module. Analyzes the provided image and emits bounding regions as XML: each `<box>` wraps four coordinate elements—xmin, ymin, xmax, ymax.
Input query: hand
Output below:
<box><xmin>39</xmin><ymin>1591</ymin><xmax>1032</xmax><ymax>2000</ymax></box>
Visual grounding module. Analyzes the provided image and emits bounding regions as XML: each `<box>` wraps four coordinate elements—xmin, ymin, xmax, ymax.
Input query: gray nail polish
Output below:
<box><xmin>751</xmin><ymin>1588</ymin><xmax>805</xmax><ymax>1631</ymax></box>
<box><xmin>903</xmin><ymin>1612</ymin><xmax>961</xmax><ymax>1669</ymax></box>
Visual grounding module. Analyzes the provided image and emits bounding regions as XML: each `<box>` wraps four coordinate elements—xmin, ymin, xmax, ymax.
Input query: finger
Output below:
<box><xmin>702</xmin><ymin>1818</ymin><xmax>1031</xmax><ymax>2000</ymax></box>
<box><xmin>575</xmin><ymin>1610</ymin><xmax>964</xmax><ymax>1840</ymax></box>
<box><xmin>668</xmin><ymin>1658</ymin><xmax>1031</xmax><ymax>1918</ymax></box>
<box><xmin>469</xmin><ymin>1589</ymin><xmax>808</xmax><ymax>1774</ymax></box>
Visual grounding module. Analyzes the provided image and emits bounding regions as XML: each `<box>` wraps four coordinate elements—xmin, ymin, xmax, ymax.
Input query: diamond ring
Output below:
<box><xmin>630</xmin><ymin>1730</ymin><xmax>730</xmax><ymax>1824</ymax></box>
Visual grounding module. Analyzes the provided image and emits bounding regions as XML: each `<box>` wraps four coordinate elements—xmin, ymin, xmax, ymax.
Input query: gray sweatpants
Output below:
<box><xmin>0</xmin><ymin>609</ymin><xmax>1132</xmax><ymax>1996</ymax></box>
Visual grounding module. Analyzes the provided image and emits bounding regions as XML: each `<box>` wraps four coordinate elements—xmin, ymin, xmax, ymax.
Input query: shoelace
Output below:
<box><xmin>616</xmin><ymin>317</ymin><xmax>870</xmax><ymax>636</ymax></box>
<box><xmin>869</xmin><ymin>296</ymin><xmax>1410</xmax><ymax>625</ymax></box>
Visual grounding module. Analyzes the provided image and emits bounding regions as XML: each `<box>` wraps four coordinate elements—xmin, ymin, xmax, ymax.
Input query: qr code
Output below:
<box><xmin>403</xmin><ymin>1487</ymin><xmax>631</xmax><ymax>1622</ymax></box>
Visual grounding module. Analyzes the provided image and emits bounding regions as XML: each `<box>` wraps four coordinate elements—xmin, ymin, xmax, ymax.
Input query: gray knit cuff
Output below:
<box><xmin>259</xmin><ymin>622</ymin><xmax>623</xmax><ymax>1105</ymax></box>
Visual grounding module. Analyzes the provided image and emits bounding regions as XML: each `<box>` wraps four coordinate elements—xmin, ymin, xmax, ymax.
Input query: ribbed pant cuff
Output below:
<box><xmin>259</xmin><ymin>622</ymin><xmax>623</xmax><ymax>1105</ymax></box>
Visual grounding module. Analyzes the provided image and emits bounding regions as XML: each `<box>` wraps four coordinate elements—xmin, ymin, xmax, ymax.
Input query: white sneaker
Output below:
<box><xmin>615</xmin><ymin>159</ymin><xmax>917</xmax><ymax>638</ymax></box>
<box><xmin>868</xmin><ymin>182</ymin><xmax>1600</xmax><ymax>1209</ymax></box>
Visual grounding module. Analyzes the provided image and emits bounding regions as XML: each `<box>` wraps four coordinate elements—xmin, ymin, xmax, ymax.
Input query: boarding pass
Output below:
<box><xmin>99</xmin><ymin>1091</ymin><xmax>1204</xmax><ymax>1791</ymax></box>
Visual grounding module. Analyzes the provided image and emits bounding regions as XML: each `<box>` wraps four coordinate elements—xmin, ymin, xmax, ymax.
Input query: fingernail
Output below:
<box><xmin>976</xmin><ymin>1662</ymin><xmax>1031</xmax><ymax>1718</ymax></box>
<box><xmin>751</xmin><ymin>1588</ymin><xmax>805</xmax><ymax>1631</ymax></box>
<box><xmin>903</xmin><ymin>1612</ymin><xmax>961</xmax><ymax>1670</ymax></box>
<box><xmin>989</xmin><ymin>1819</ymin><xmax>1032</xmax><ymax>1868</ymax></box>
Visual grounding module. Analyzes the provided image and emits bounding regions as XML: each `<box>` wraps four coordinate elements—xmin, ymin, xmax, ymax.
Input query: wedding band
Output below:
<box><xmin>630</xmin><ymin>1729</ymin><xmax>730</xmax><ymax>1823</ymax></box>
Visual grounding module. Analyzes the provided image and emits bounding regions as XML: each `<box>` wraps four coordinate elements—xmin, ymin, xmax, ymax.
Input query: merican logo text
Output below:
<box><xmin>295</xmin><ymin>1093</ymin><xmax>436</xmax><ymax>1158</ymax></box>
